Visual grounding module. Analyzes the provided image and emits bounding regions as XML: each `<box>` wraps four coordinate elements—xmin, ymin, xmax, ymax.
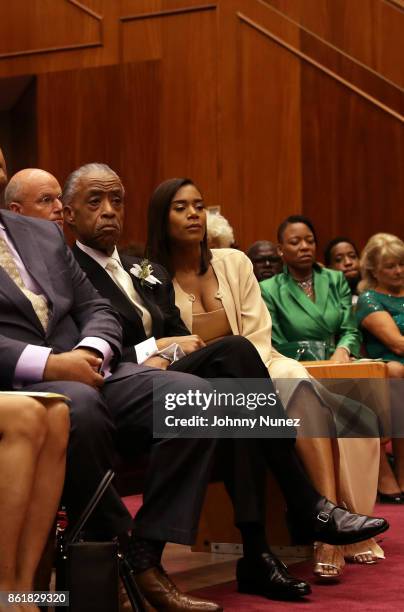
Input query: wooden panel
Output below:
<box><xmin>301</xmin><ymin>57</ymin><xmax>404</xmax><ymax>254</ymax></box>
<box><xmin>120</xmin><ymin>0</ymin><xmax>216</xmax><ymax>16</ymax></box>
<box><xmin>121</xmin><ymin>6</ymin><xmax>219</xmax><ymax>202</ymax></box>
<box><xmin>0</xmin><ymin>1</ymin><xmax>120</xmax><ymax>79</ymax></box>
<box><xmin>193</xmin><ymin>472</ymin><xmax>291</xmax><ymax>552</ymax></box>
<box><xmin>303</xmin><ymin>361</ymin><xmax>388</xmax><ymax>379</ymax></box>
<box><xmin>37</xmin><ymin>62</ymin><xmax>161</xmax><ymax>245</ymax></box>
<box><xmin>235</xmin><ymin>16</ymin><xmax>302</xmax><ymax>246</ymax></box>
<box><xmin>262</xmin><ymin>0</ymin><xmax>404</xmax><ymax>88</ymax></box>
<box><xmin>0</xmin><ymin>0</ymin><xmax>102</xmax><ymax>58</ymax></box>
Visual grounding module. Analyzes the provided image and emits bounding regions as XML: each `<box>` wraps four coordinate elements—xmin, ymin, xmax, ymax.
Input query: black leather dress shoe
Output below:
<box><xmin>307</xmin><ymin>497</ymin><xmax>389</xmax><ymax>545</ymax></box>
<box><xmin>236</xmin><ymin>553</ymin><xmax>311</xmax><ymax>600</ymax></box>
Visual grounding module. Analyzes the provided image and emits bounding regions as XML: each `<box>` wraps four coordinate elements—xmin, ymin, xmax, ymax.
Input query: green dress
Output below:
<box><xmin>356</xmin><ymin>290</ymin><xmax>404</xmax><ymax>364</ymax></box>
<box><xmin>260</xmin><ymin>264</ymin><xmax>361</xmax><ymax>360</ymax></box>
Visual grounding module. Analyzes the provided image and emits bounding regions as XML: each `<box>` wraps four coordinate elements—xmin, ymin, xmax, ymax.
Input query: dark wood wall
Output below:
<box><xmin>0</xmin><ymin>0</ymin><xmax>403</xmax><ymax>253</ymax></box>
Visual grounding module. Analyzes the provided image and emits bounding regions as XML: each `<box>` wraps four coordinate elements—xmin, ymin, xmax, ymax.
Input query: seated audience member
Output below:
<box><xmin>4</xmin><ymin>169</ymin><xmax>63</xmax><ymax>227</ymax></box>
<box><xmin>324</xmin><ymin>237</ymin><xmax>361</xmax><ymax>302</ymax></box>
<box><xmin>145</xmin><ymin>178</ymin><xmax>385</xmax><ymax>580</ymax></box>
<box><xmin>356</xmin><ymin>233</ymin><xmax>404</xmax><ymax>503</ymax></box>
<box><xmin>206</xmin><ymin>211</ymin><xmax>235</xmax><ymax>248</ymax></box>
<box><xmin>247</xmin><ymin>240</ymin><xmax>283</xmax><ymax>282</ymax></box>
<box><xmin>260</xmin><ymin>215</ymin><xmax>361</xmax><ymax>363</ymax></box>
<box><xmin>0</xmin><ymin>147</ymin><xmax>7</xmax><ymax>207</ymax></box>
<box><xmin>0</xmin><ymin>205</ymin><xmax>224</xmax><ymax>611</ymax></box>
<box><xmin>0</xmin><ymin>393</ymin><xmax>68</xmax><ymax>612</ymax></box>
<box><xmin>61</xmin><ymin>165</ymin><xmax>389</xmax><ymax>593</ymax></box>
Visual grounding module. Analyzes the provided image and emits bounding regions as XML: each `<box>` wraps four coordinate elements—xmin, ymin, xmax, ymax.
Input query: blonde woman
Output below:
<box><xmin>0</xmin><ymin>393</ymin><xmax>69</xmax><ymax>612</ymax></box>
<box><xmin>357</xmin><ymin>233</ymin><xmax>404</xmax><ymax>503</ymax></box>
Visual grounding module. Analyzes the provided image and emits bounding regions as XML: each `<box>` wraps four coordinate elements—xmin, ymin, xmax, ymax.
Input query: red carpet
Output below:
<box><xmin>123</xmin><ymin>498</ymin><xmax>403</xmax><ymax>611</ymax></box>
<box><xmin>192</xmin><ymin>503</ymin><xmax>403</xmax><ymax>611</ymax></box>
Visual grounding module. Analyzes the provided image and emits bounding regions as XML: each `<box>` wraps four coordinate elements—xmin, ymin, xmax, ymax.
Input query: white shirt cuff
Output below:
<box><xmin>135</xmin><ymin>337</ymin><xmax>158</xmax><ymax>364</ymax></box>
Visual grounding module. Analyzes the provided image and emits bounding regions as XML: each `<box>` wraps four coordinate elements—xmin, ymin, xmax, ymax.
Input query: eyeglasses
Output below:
<box><xmin>37</xmin><ymin>195</ymin><xmax>62</xmax><ymax>206</ymax></box>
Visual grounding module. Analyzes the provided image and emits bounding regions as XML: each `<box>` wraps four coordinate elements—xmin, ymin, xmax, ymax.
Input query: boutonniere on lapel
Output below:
<box><xmin>130</xmin><ymin>259</ymin><xmax>162</xmax><ymax>288</ymax></box>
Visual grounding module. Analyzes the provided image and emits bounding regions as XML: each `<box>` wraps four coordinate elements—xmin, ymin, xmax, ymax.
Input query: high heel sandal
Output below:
<box><xmin>313</xmin><ymin>542</ymin><xmax>345</xmax><ymax>582</ymax></box>
<box><xmin>343</xmin><ymin>539</ymin><xmax>385</xmax><ymax>564</ymax></box>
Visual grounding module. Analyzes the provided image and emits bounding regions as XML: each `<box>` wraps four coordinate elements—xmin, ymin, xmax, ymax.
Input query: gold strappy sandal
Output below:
<box><xmin>313</xmin><ymin>542</ymin><xmax>345</xmax><ymax>582</ymax></box>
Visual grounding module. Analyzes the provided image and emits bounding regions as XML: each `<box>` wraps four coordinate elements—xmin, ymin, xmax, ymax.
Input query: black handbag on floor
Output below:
<box><xmin>56</xmin><ymin>470</ymin><xmax>145</xmax><ymax>612</ymax></box>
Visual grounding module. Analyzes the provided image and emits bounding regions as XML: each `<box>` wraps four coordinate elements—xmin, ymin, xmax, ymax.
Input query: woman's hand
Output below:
<box><xmin>330</xmin><ymin>347</ymin><xmax>351</xmax><ymax>363</ymax></box>
<box><xmin>156</xmin><ymin>335</ymin><xmax>206</xmax><ymax>354</ymax></box>
<box><xmin>144</xmin><ymin>356</ymin><xmax>170</xmax><ymax>370</ymax></box>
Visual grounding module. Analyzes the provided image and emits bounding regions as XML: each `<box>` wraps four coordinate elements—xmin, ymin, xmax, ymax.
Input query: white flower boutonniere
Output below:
<box><xmin>130</xmin><ymin>259</ymin><xmax>162</xmax><ymax>288</ymax></box>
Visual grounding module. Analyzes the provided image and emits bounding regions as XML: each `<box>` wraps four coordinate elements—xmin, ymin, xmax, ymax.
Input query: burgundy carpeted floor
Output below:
<box><xmin>123</xmin><ymin>497</ymin><xmax>403</xmax><ymax>611</ymax></box>
<box><xmin>192</xmin><ymin>504</ymin><xmax>403</xmax><ymax>611</ymax></box>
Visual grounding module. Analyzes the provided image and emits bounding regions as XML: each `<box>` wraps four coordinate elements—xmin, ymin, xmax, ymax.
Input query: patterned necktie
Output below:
<box><xmin>0</xmin><ymin>237</ymin><xmax>49</xmax><ymax>331</ymax></box>
<box><xmin>106</xmin><ymin>258</ymin><xmax>152</xmax><ymax>336</ymax></box>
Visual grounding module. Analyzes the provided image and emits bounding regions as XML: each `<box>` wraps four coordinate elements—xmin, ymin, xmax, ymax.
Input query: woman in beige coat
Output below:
<box><xmin>146</xmin><ymin>177</ymin><xmax>383</xmax><ymax>580</ymax></box>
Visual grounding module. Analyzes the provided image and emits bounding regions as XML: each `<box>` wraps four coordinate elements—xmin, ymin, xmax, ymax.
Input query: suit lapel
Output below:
<box><xmin>313</xmin><ymin>267</ymin><xmax>330</xmax><ymax>316</ymax></box>
<box><xmin>73</xmin><ymin>246</ymin><xmax>143</xmax><ymax>328</ymax></box>
<box><xmin>0</xmin><ymin>214</ymin><xmax>53</xmax><ymax>332</ymax></box>
<box><xmin>282</xmin><ymin>271</ymin><xmax>333</xmax><ymax>335</ymax></box>
<box><xmin>4</xmin><ymin>215</ymin><xmax>55</xmax><ymax>302</ymax></box>
<box><xmin>120</xmin><ymin>256</ymin><xmax>164</xmax><ymax>338</ymax></box>
<box><xmin>0</xmin><ymin>267</ymin><xmax>44</xmax><ymax>331</ymax></box>
<box><xmin>210</xmin><ymin>255</ymin><xmax>240</xmax><ymax>335</ymax></box>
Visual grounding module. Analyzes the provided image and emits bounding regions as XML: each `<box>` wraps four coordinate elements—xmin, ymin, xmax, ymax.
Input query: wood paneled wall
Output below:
<box><xmin>0</xmin><ymin>0</ymin><xmax>403</xmax><ymax>253</ymax></box>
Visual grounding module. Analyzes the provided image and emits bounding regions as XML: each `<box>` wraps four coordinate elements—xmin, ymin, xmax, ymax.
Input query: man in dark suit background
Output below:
<box><xmin>0</xmin><ymin>207</ymin><xmax>222</xmax><ymax>611</ymax></box>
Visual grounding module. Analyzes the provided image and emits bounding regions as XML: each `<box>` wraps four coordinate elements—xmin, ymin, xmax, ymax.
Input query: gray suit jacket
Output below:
<box><xmin>0</xmin><ymin>210</ymin><xmax>123</xmax><ymax>388</ymax></box>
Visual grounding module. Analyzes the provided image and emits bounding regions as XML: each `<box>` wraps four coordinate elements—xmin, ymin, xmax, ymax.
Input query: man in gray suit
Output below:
<box><xmin>0</xmin><ymin>208</ymin><xmax>221</xmax><ymax>611</ymax></box>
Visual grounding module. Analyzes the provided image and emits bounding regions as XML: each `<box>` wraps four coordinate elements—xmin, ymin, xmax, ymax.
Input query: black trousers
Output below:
<box><xmin>25</xmin><ymin>336</ymin><xmax>319</xmax><ymax>544</ymax></box>
<box><xmin>25</xmin><ymin>362</ymin><xmax>215</xmax><ymax>544</ymax></box>
<box><xmin>169</xmin><ymin>336</ymin><xmax>320</xmax><ymax>527</ymax></box>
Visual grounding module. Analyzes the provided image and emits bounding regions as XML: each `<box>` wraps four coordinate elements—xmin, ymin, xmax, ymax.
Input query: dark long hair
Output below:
<box><xmin>146</xmin><ymin>177</ymin><xmax>211</xmax><ymax>277</ymax></box>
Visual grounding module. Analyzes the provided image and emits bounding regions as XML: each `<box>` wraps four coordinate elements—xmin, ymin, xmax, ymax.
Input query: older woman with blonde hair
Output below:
<box><xmin>357</xmin><ymin>233</ymin><xmax>404</xmax><ymax>503</ymax></box>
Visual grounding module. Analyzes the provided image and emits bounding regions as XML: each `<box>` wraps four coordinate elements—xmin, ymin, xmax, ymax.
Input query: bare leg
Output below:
<box><xmin>378</xmin><ymin>444</ymin><xmax>400</xmax><ymax>494</ymax></box>
<box><xmin>287</xmin><ymin>386</ymin><xmax>344</xmax><ymax>578</ymax></box>
<box><xmin>385</xmin><ymin>362</ymin><xmax>404</xmax><ymax>490</ymax></box>
<box><xmin>0</xmin><ymin>397</ymin><xmax>47</xmax><ymax>592</ymax></box>
<box><xmin>0</xmin><ymin>397</ymin><xmax>48</xmax><ymax>612</ymax></box>
<box><xmin>392</xmin><ymin>438</ymin><xmax>404</xmax><ymax>491</ymax></box>
<box><xmin>15</xmin><ymin>400</ymin><xmax>69</xmax><ymax>593</ymax></box>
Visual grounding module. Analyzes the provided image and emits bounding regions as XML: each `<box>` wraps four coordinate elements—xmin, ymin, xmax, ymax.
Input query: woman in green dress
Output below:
<box><xmin>356</xmin><ymin>233</ymin><xmax>404</xmax><ymax>503</ymax></box>
<box><xmin>260</xmin><ymin>215</ymin><xmax>361</xmax><ymax>363</ymax></box>
<box><xmin>260</xmin><ymin>215</ymin><xmax>383</xmax><ymax>572</ymax></box>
